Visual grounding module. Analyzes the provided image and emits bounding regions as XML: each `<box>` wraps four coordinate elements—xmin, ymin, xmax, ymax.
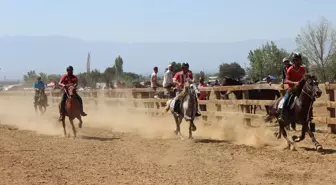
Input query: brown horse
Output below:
<box><xmin>58</xmin><ymin>85</ymin><xmax>83</xmax><ymax>138</ymax></box>
<box><xmin>264</xmin><ymin>74</ymin><xmax>322</xmax><ymax>151</ymax></box>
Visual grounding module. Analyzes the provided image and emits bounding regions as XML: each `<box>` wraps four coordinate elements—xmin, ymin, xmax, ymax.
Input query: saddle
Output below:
<box><xmin>278</xmin><ymin>93</ymin><xmax>297</xmax><ymax>111</ymax></box>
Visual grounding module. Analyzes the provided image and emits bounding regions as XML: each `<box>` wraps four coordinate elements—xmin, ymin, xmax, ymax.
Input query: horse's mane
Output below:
<box><xmin>295</xmin><ymin>74</ymin><xmax>315</xmax><ymax>94</ymax></box>
<box><xmin>177</xmin><ymin>80</ymin><xmax>193</xmax><ymax>99</ymax></box>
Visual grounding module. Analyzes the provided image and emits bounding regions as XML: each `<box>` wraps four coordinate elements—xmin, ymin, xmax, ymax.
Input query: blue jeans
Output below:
<box><xmin>280</xmin><ymin>91</ymin><xmax>290</xmax><ymax>117</ymax></box>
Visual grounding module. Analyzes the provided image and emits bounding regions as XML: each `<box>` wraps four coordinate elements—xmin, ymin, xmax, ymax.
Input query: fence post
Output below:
<box><xmin>326</xmin><ymin>83</ymin><xmax>336</xmax><ymax>134</ymax></box>
<box><xmin>242</xmin><ymin>90</ymin><xmax>251</xmax><ymax>126</ymax></box>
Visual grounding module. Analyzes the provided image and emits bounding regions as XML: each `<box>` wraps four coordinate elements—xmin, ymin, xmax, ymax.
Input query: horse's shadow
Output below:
<box><xmin>80</xmin><ymin>135</ymin><xmax>120</xmax><ymax>141</ymax></box>
<box><xmin>301</xmin><ymin>147</ymin><xmax>336</xmax><ymax>155</ymax></box>
<box><xmin>194</xmin><ymin>138</ymin><xmax>230</xmax><ymax>144</ymax></box>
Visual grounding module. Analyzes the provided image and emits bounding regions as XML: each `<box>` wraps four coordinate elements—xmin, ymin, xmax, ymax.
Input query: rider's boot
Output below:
<box><xmin>278</xmin><ymin>108</ymin><xmax>286</xmax><ymax>123</ymax></box>
<box><xmin>80</xmin><ymin>104</ymin><xmax>87</xmax><ymax>116</ymax></box>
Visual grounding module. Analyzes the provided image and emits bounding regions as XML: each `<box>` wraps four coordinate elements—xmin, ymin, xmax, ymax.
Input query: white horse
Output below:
<box><xmin>165</xmin><ymin>80</ymin><xmax>200</xmax><ymax>139</ymax></box>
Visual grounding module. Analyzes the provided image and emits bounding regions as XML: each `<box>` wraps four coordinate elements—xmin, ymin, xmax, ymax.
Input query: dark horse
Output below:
<box><xmin>220</xmin><ymin>77</ymin><xmax>280</xmax><ymax>113</ymax></box>
<box><xmin>34</xmin><ymin>88</ymin><xmax>48</xmax><ymax>115</ymax></box>
<box><xmin>264</xmin><ymin>75</ymin><xmax>322</xmax><ymax>151</ymax></box>
<box><xmin>58</xmin><ymin>85</ymin><xmax>83</xmax><ymax>138</ymax></box>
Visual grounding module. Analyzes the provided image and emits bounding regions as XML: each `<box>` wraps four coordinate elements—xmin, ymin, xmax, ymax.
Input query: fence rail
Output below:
<box><xmin>2</xmin><ymin>83</ymin><xmax>336</xmax><ymax>133</ymax></box>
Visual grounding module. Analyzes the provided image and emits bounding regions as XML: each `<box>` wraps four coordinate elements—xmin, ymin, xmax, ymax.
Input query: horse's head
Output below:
<box><xmin>183</xmin><ymin>80</ymin><xmax>200</xmax><ymax>98</ymax></box>
<box><xmin>221</xmin><ymin>77</ymin><xmax>243</xmax><ymax>99</ymax></box>
<box><xmin>68</xmin><ymin>85</ymin><xmax>76</xmax><ymax>97</ymax></box>
<box><xmin>301</xmin><ymin>74</ymin><xmax>322</xmax><ymax>99</ymax></box>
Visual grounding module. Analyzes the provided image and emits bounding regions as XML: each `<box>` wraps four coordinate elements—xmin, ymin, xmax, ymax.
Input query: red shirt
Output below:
<box><xmin>59</xmin><ymin>74</ymin><xmax>78</xmax><ymax>90</ymax></box>
<box><xmin>188</xmin><ymin>70</ymin><xmax>193</xmax><ymax>80</ymax></box>
<box><xmin>286</xmin><ymin>65</ymin><xmax>305</xmax><ymax>88</ymax></box>
<box><xmin>173</xmin><ymin>71</ymin><xmax>193</xmax><ymax>89</ymax></box>
<box><xmin>198</xmin><ymin>83</ymin><xmax>208</xmax><ymax>100</ymax></box>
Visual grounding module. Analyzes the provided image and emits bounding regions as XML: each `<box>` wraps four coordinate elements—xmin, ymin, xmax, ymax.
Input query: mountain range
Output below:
<box><xmin>0</xmin><ymin>36</ymin><xmax>297</xmax><ymax>80</ymax></box>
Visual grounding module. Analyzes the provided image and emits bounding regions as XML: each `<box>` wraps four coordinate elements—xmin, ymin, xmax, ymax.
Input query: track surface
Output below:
<box><xmin>1</xmin><ymin>96</ymin><xmax>336</xmax><ymax>185</ymax></box>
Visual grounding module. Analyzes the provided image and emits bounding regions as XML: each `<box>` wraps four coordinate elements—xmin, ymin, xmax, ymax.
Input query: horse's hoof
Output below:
<box><xmin>292</xmin><ymin>135</ymin><xmax>299</xmax><ymax>142</ymax></box>
<box><xmin>174</xmin><ymin>130</ymin><xmax>178</xmax><ymax>135</ymax></box>
<box><xmin>290</xmin><ymin>145</ymin><xmax>297</xmax><ymax>151</ymax></box>
<box><xmin>79</xmin><ymin>123</ymin><xmax>82</xmax><ymax>129</ymax></box>
<box><xmin>191</xmin><ymin>126</ymin><xmax>197</xmax><ymax>132</ymax></box>
<box><xmin>316</xmin><ymin>145</ymin><xmax>323</xmax><ymax>152</ymax></box>
<box><xmin>189</xmin><ymin>136</ymin><xmax>193</xmax><ymax>140</ymax></box>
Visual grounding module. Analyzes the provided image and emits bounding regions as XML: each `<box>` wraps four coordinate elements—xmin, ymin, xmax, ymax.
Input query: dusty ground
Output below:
<box><xmin>1</xmin><ymin>95</ymin><xmax>336</xmax><ymax>185</ymax></box>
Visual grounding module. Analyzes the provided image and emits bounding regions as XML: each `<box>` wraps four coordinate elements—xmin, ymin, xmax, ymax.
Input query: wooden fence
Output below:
<box><xmin>2</xmin><ymin>83</ymin><xmax>336</xmax><ymax>133</ymax></box>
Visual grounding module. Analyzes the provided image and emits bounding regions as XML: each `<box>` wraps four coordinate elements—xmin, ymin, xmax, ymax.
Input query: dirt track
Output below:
<box><xmin>1</xmin><ymin>96</ymin><xmax>336</xmax><ymax>185</ymax></box>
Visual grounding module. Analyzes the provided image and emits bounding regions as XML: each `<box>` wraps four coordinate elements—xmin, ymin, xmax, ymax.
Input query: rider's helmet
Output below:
<box><xmin>185</xmin><ymin>63</ymin><xmax>189</xmax><ymax>68</ymax></box>
<box><xmin>66</xmin><ymin>65</ymin><xmax>74</xmax><ymax>71</ymax></box>
<box><xmin>37</xmin><ymin>76</ymin><xmax>41</xmax><ymax>81</ymax></box>
<box><xmin>292</xmin><ymin>52</ymin><xmax>302</xmax><ymax>60</ymax></box>
<box><xmin>282</xmin><ymin>57</ymin><xmax>289</xmax><ymax>63</ymax></box>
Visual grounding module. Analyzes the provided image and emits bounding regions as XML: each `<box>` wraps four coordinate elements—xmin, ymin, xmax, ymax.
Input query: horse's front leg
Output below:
<box><xmin>281</xmin><ymin>121</ymin><xmax>296</xmax><ymax>151</ymax></box>
<box><xmin>189</xmin><ymin>120</ymin><xmax>196</xmax><ymax>139</ymax></box>
<box><xmin>292</xmin><ymin>121</ymin><xmax>306</xmax><ymax>142</ymax></box>
<box><xmin>62</xmin><ymin>119</ymin><xmax>66</xmax><ymax>136</ymax></box>
<box><xmin>306</xmin><ymin>124</ymin><xmax>323</xmax><ymax>151</ymax></box>
<box><xmin>77</xmin><ymin>116</ymin><xmax>83</xmax><ymax>128</ymax></box>
<box><xmin>69</xmin><ymin>118</ymin><xmax>77</xmax><ymax>138</ymax></box>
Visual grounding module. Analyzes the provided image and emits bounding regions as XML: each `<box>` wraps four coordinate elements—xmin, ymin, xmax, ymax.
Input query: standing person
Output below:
<box><xmin>34</xmin><ymin>76</ymin><xmax>49</xmax><ymax>107</ymax></box>
<box><xmin>58</xmin><ymin>66</ymin><xmax>87</xmax><ymax>121</ymax></box>
<box><xmin>278</xmin><ymin>53</ymin><xmax>305</xmax><ymax>123</ymax></box>
<box><xmin>151</xmin><ymin>66</ymin><xmax>159</xmax><ymax>91</ymax></box>
<box><xmin>281</xmin><ymin>57</ymin><xmax>292</xmax><ymax>88</ymax></box>
<box><xmin>163</xmin><ymin>64</ymin><xmax>174</xmax><ymax>97</ymax></box>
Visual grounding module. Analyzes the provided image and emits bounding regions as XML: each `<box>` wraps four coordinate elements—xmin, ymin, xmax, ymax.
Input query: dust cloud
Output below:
<box><xmin>0</xmin><ymin>95</ymin><xmax>281</xmax><ymax>147</ymax></box>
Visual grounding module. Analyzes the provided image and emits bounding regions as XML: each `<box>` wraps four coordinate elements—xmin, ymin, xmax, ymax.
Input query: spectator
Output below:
<box><xmin>163</xmin><ymin>64</ymin><xmax>174</xmax><ymax>98</ymax></box>
<box><xmin>151</xmin><ymin>66</ymin><xmax>159</xmax><ymax>91</ymax></box>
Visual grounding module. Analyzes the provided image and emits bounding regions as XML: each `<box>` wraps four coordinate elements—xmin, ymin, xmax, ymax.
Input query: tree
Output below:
<box><xmin>170</xmin><ymin>61</ymin><xmax>183</xmax><ymax>74</ymax></box>
<box><xmin>39</xmin><ymin>72</ymin><xmax>48</xmax><ymax>82</ymax></box>
<box><xmin>114</xmin><ymin>55</ymin><xmax>124</xmax><ymax>79</ymax></box>
<box><xmin>218</xmin><ymin>62</ymin><xmax>245</xmax><ymax>80</ymax></box>
<box><xmin>296</xmin><ymin>17</ymin><xmax>336</xmax><ymax>82</ymax></box>
<box><xmin>247</xmin><ymin>41</ymin><xmax>289</xmax><ymax>81</ymax></box>
<box><xmin>47</xmin><ymin>74</ymin><xmax>62</xmax><ymax>82</ymax></box>
<box><xmin>23</xmin><ymin>70</ymin><xmax>37</xmax><ymax>83</ymax></box>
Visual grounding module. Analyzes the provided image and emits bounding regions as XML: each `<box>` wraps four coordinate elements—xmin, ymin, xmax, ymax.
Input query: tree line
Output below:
<box><xmin>23</xmin><ymin>17</ymin><xmax>336</xmax><ymax>86</ymax></box>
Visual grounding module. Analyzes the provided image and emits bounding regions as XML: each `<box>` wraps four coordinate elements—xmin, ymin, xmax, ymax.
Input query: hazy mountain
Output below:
<box><xmin>0</xmin><ymin>36</ymin><xmax>296</xmax><ymax>80</ymax></box>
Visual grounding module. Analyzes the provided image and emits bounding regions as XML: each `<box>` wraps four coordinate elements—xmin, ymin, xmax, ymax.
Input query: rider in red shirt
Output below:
<box><xmin>58</xmin><ymin>66</ymin><xmax>87</xmax><ymax>120</ymax></box>
<box><xmin>279</xmin><ymin>53</ymin><xmax>305</xmax><ymax>123</ymax></box>
<box><xmin>173</xmin><ymin>63</ymin><xmax>201</xmax><ymax>117</ymax></box>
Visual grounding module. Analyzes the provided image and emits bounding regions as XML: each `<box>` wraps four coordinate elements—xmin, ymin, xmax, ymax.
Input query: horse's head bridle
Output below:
<box><xmin>302</xmin><ymin>77</ymin><xmax>321</xmax><ymax>100</ymax></box>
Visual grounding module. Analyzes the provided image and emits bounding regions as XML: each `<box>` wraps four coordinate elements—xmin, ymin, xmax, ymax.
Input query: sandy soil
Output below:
<box><xmin>1</xmin><ymin>96</ymin><xmax>336</xmax><ymax>185</ymax></box>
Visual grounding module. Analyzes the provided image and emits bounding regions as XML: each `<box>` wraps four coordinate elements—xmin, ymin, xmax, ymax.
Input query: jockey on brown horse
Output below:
<box><xmin>278</xmin><ymin>53</ymin><xmax>305</xmax><ymax>123</ymax></box>
<box><xmin>58</xmin><ymin>66</ymin><xmax>87</xmax><ymax>121</ymax></box>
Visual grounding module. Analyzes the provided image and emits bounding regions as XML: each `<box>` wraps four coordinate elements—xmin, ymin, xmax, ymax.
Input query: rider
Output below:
<box><xmin>58</xmin><ymin>66</ymin><xmax>87</xmax><ymax>120</ymax></box>
<box><xmin>34</xmin><ymin>76</ymin><xmax>49</xmax><ymax>107</ymax></box>
<box><xmin>281</xmin><ymin>57</ymin><xmax>292</xmax><ymax>88</ymax></box>
<box><xmin>278</xmin><ymin>53</ymin><xmax>305</xmax><ymax>123</ymax></box>
<box><xmin>173</xmin><ymin>63</ymin><xmax>201</xmax><ymax>117</ymax></box>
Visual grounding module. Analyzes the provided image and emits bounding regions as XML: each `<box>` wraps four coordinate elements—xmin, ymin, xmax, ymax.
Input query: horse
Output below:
<box><xmin>58</xmin><ymin>85</ymin><xmax>83</xmax><ymax>138</ymax></box>
<box><xmin>34</xmin><ymin>88</ymin><xmax>47</xmax><ymax>115</ymax></box>
<box><xmin>164</xmin><ymin>80</ymin><xmax>200</xmax><ymax>139</ymax></box>
<box><xmin>220</xmin><ymin>77</ymin><xmax>280</xmax><ymax>114</ymax></box>
<box><xmin>264</xmin><ymin>74</ymin><xmax>323</xmax><ymax>151</ymax></box>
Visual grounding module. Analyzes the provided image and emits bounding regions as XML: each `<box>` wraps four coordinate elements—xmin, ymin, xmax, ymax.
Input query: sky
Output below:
<box><xmin>1</xmin><ymin>0</ymin><xmax>336</xmax><ymax>42</ymax></box>
<box><xmin>1</xmin><ymin>0</ymin><xmax>336</xmax><ymax>81</ymax></box>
